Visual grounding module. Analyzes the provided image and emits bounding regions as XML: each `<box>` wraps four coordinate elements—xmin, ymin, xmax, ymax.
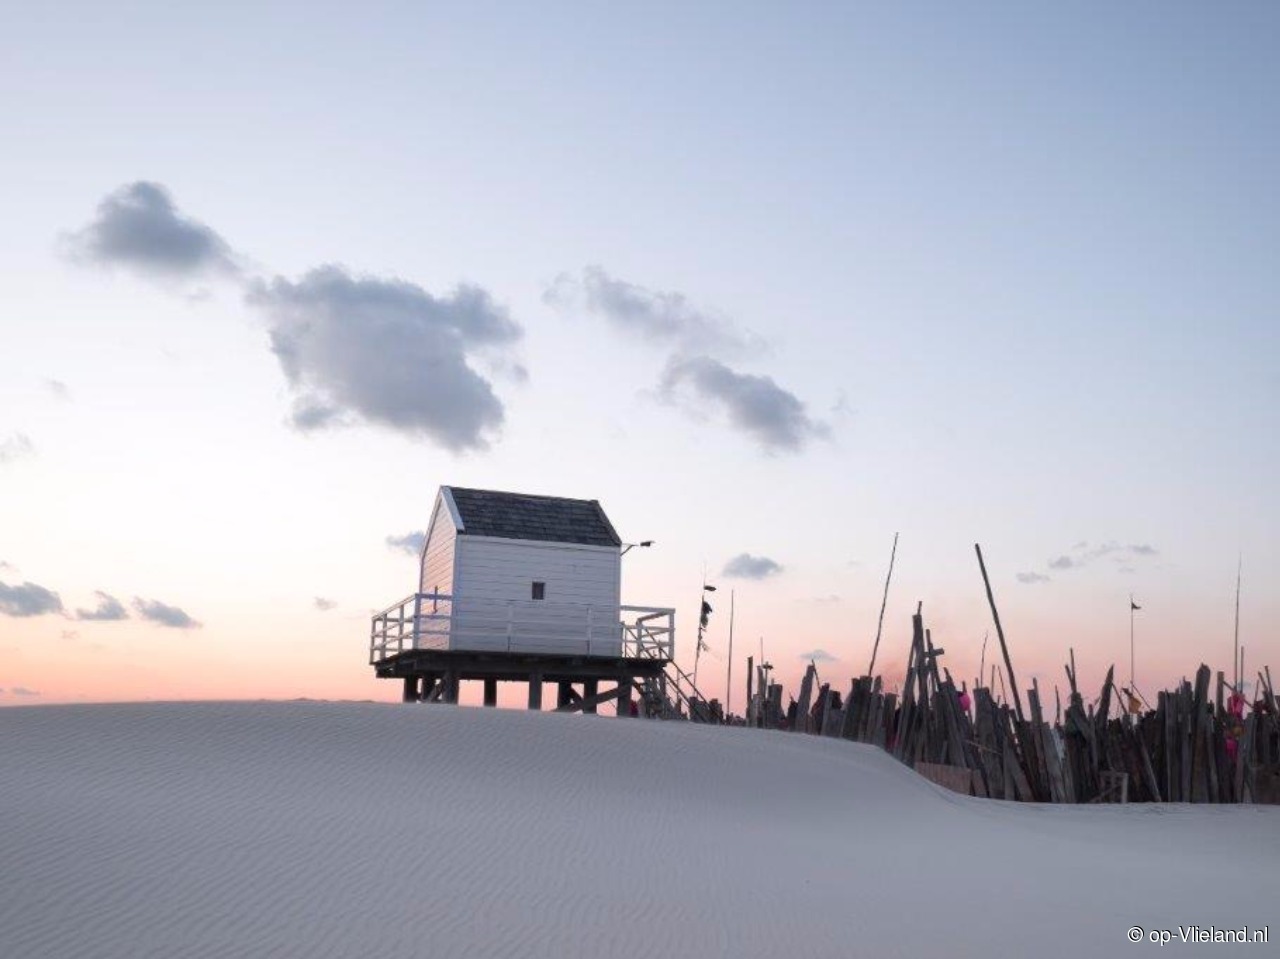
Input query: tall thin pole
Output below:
<box><xmin>975</xmin><ymin>543</ymin><xmax>1025</xmax><ymax>723</ymax></box>
<box><xmin>1233</xmin><ymin>554</ymin><xmax>1242</xmax><ymax>693</ymax></box>
<box><xmin>694</xmin><ymin>570</ymin><xmax>706</xmax><ymax>688</ymax></box>
<box><xmin>866</xmin><ymin>532</ymin><xmax>899</xmax><ymax>676</ymax></box>
<box><xmin>725</xmin><ymin>589</ymin><xmax>735</xmax><ymax>719</ymax></box>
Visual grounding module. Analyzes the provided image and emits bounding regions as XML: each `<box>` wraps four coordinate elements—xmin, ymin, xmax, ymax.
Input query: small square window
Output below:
<box><xmin>531</xmin><ymin>581</ymin><xmax>546</xmax><ymax>601</ymax></box>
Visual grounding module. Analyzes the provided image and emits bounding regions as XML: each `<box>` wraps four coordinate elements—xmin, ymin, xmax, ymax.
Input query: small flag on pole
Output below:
<box><xmin>1131</xmin><ymin>599</ymin><xmax>1141</xmax><ymax>611</ymax></box>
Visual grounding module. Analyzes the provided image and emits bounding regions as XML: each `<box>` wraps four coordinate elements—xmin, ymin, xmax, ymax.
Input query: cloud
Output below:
<box><xmin>133</xmin><ymin>597</ymin><xmax>201</xmax><ymax>629</ymax></box>
<box><xmin>75</xmin><ymin>591</ymin><xmax>129</xmax><ymax>621</ymax></box>
<box><xmin>722</xmin><ymin>553</ymin><xmax>783</xmax><ymax>579</ymax></box>
<box><xmin>63</xmin><ymin>181</ymin><xmax>240</xmax><ymax>279</ymax></box>
<box><xmin>0</xmin><ymin>433</ymin><xmax>35</xmax><ymax>465</ymax></box>
<box><xmin>1048</xmin><ymin>541</ymin><xmax>1158</xmax><ymax>572</ymax></box>
<box><xmin>314</xmin><ymin>597</ymin><xmax>337</xmax><ymax>612</ymax></box>
<box><xmin>45</xmin><ymin>379</ymin><xmax>71</xmax><ymax>401</ymax></box>
<box><xmin>386</xmin><ymin>531</ymin><xmax>426</xmax><ymax>555</ymax></box>
<box><xmin>798</xmin><ymin>649</ymin><xmax>838</xmax><ymax>663</ymax></box>
<box><xmin>660</xmin><ymin>355</ymin><xmax>828</xmax><ymax>453</ymax></box>
<box><xmin>545</xmin><ymin>266</ymin><xmax>758</xmax><ymax>355</ymax></box>
<box><xmin>11</xmin><ymin>686</ymin><xmax>40</xmax><ymax>697</ymax></box>
<box><xmin>0</xmin><ymin>580</ymin><xmax>64</xmax><ymax>617</ymax></box>
<box><xmin>1026</xmin><ymin>541</ymin><xmax>1159</xmax><ymax>581</ymax></box>
<box><xmin>248</xmin><ymin>265</ymin><xmax>521</xmax><ymax>452</ymax></box>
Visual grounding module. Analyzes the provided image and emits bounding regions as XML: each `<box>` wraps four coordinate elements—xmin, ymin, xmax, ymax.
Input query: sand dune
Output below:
<box><xmin>1</xmin><ymin>702</ymin><xmax>1274</xmax><ymax>958</ymax></box>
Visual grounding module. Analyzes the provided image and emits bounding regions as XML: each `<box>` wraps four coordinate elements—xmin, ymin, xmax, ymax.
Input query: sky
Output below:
<box><xmin>2</xmin><ymin>1</ymin><xmax>1277</xmax><ymax>711</ymax></box>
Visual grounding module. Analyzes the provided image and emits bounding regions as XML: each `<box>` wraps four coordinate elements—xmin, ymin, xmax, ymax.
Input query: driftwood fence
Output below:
<box><xmin>733</xmin><ymin>574</ymin><xmax>1279</xmax><ymax>805</ymax></box>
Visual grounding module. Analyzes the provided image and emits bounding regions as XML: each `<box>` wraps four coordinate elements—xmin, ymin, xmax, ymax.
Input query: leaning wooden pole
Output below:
<box><xmin>975</xmin><ymin>543</ymin><xmax>1025</xmax><ymax>723</ymax></box>
<box><xmin>866</xmin><ymin>532</ymin><xmax>899</xmax><ymax>676</ymax></box>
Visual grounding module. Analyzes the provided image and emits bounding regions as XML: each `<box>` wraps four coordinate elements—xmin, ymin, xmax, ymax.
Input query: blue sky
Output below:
<box><xmin>2</xmin><ymin>2</ymin><xmax>1277</xmax><ymax>706</ymax></box>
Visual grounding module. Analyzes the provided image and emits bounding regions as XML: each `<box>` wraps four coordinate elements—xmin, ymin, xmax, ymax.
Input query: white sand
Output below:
<box><xmin>1</xmin><ymin>702</ymin><xmax>1274</xmax><ymax>958</ymax></box>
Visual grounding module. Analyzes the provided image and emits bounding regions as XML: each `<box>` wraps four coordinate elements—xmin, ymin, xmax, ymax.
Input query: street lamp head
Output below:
<box><xmin>704</xmin><ymin>584</ymin><xmax>718</xmax><ymax>592</ymax></box>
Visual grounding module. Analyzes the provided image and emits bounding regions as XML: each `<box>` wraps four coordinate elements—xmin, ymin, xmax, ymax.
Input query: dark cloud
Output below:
<box><xmin>248</xmin><ymin>265</ymin><xmax>521</xmax><ymax>452</ymax></box>
<box><xmin>1017</xmin><ymin>571</ymin><xmax>1050</xmax><ymax>584</ymax></box>
<box><xmin>660</xmin><ymin>355</ymin><xmax>828</xmax><ymax>453</ymax></box>
<box><xmin>798</xmin><ymin>649</ymin><xmax>838</xmax><ymax>663</ymax></box>
<box><xmin>722</xmin><ymin>553</ymin><xmax>783</xmax><ymax>579</ymax></box>
<box><xmin>133</xmin><ymin>598</ymin><xmax>201</xmax><ymax>629</ymax></box>
<box><xmin>1048</xmin><ymin>556</ymin><xmax>1076</xmax><ymax>570</ymax></box>
<box><xmin>314</xmin><ymin>597</ymin><xmax>337</xmax><ymax>612</ymax></box>
<box><xmin>1129</xmin><ymin>544</ymin><xmax>1158</xmax><ymax>556</ymax></box>
<box><xmin>386</xmin><ymin>531</ymin><xmax>426</xmax><ymax>555</ymax></box>
<box><xmin>75</xmin><ymin>591</ymin><xmax>129</xmax><ymax>622</ymax></box>
<box><xmin>0</xmin><ymin>433</ymin><xmax>35</xmax><ymax>465</ymax></box>
<box><xmin>63</xmin><ymin>181</ymin><xmax>239</xmax><ymax>278</ymax></box>
<box><xmin>545</xmin><ymin>266</ymin><xmax>757</xmax><ymax>355</ymax></box>
<box><xmin>0</xmin><ymin>580</ymin><xmax>64</xmax><ymax>617</ymax></box>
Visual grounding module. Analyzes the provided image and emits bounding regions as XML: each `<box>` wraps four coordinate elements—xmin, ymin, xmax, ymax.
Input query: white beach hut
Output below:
<box><xmin>413</xmin><ymin>486</ymin><xmax>624</xmax><ymax>655</ymax></box>
<box><xmin>370</xmin><ymin>486</ymin><xmax>682</xmax><ymax>712</ymax></box>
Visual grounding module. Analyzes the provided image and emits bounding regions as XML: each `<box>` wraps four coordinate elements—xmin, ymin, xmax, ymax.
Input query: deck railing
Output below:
<box><xmin>369</xmin><ymin>593</ymin><xmax>675</xmax><ymax>665</ymax></box>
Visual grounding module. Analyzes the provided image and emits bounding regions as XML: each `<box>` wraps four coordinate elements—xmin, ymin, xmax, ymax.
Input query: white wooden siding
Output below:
<box><xmin>418</xmin><ymin>498</ymin><xmax>458</xmax><ymax>597</ymax></box>
<box><xmin>452</xmin><ymin>536</ymin><xmax>622</xmax><ymax>655</ymax></box>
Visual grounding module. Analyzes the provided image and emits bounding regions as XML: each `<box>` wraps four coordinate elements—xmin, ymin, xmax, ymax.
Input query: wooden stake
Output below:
<box><xmin>867</xmin><ymin>532</ymin><xmax>899</xmax><ymax>676</ymax></box>
<box><xmin>975</xmin><ymin>544</ymin><xmax>1025</xmax><ymax>722</ymax></box>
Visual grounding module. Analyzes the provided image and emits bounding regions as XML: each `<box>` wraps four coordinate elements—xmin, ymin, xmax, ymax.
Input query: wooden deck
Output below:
<box><xmin>375</xmin><ymin>647</ymin><xmax>674</xmax><ymax>714</ymax></box>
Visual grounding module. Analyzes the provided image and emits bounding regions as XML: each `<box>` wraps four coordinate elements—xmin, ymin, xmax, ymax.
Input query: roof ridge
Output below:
<box><xmin>442</xmin><ymin>487</ymin><xmax>622</xmax><ymax>548</ymax></box>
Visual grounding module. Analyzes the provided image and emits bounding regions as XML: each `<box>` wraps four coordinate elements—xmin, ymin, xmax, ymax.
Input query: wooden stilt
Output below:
<box><xmin>583</xmin><ymin>679</ymin><xmax>599</xmax><ymax>714</ymax></box>
<box><xmin>557</xmin><ymin>681</ymin><xmax>574</xmax><ymax>709</ymax></box>
<box><xmin>617</xmin><ymin>679</ymin><xmax>633</xmax><ymax>717</ymax></box>
<box><xmin>402</xmin><ymin>675</ymin><xmax>420</xmax><ymax>703</ymax></box>
<box><xmin>528</xmin><ymin>673</ymin><xmax>543</xmax><ymax>711</ymax></box>
<box><xmin>483</xmin><ymin>678</ymin><xmax>498</xmax><ymax>707</ymax></box>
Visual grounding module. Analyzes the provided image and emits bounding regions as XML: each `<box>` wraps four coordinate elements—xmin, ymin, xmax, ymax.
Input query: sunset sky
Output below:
<box><xmin>3</xmin><ymin>2</ymin><xmax>1277</xmax><ymax>710</ymax></box>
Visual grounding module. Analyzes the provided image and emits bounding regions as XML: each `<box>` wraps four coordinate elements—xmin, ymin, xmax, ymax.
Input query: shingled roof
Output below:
<box><xmin>445</xmin><ymin>487</ymin><xmax>622</xmax><ymax>548</ymax></box>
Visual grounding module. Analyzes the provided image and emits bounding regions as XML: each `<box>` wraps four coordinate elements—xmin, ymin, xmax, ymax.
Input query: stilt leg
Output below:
<box><xmin>528</xmin><ymin>673</ymin><xmax>543</xmax><ymax>711</ymax></box>
<box><xmin>402</xmin><ymin>675</ymin><xmax>420</xmax><ymax>703</ymax></box>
